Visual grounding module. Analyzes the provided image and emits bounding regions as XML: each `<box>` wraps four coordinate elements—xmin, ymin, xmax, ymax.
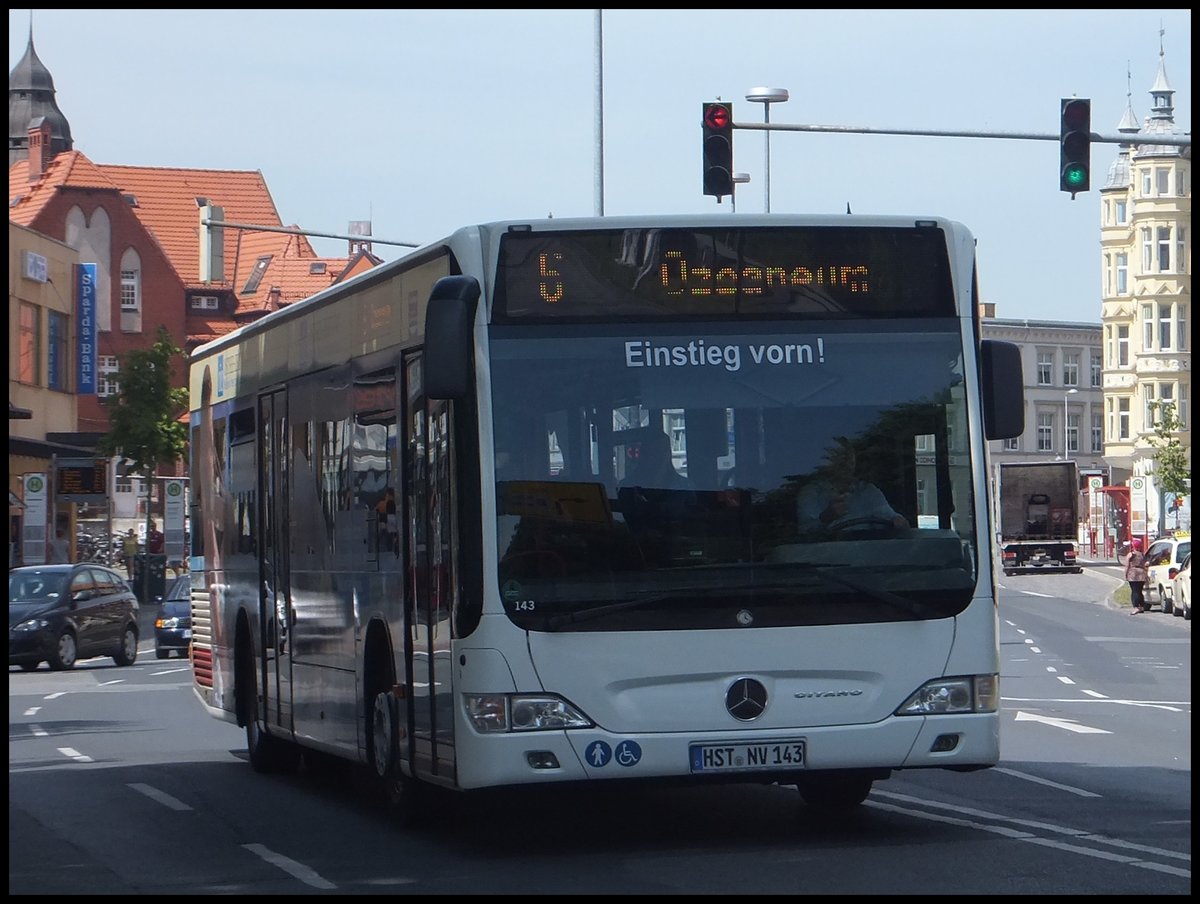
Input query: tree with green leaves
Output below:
<box><xmin>97</xmin><ymin>327</ymin><xmax>189</xmax><ymax>598</ymax></box>
<box><xmin>1146</xmin><ymin>400</ymin><xmax>1190</xmax><ymax>532</ymax></box>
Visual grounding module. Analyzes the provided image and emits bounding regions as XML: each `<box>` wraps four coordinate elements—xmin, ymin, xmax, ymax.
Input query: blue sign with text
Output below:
<box><xmin>76</xmin><ymin>263</ymin><xmax>97</xmax><ymax>394</ymax></box>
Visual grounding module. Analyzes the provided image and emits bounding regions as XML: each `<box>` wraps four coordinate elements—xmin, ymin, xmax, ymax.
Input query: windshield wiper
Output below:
<box><xmin>804</xmin><ymin>567</ymin><xmax>940</xmax><ymax>619</ymax></box>
<box><xmin>541</xmin><ymin>580</ymin><xmax>820</xmax><ymax>630</ymax></box>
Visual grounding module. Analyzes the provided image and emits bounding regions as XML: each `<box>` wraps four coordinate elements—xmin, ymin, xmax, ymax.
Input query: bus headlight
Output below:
<box><xmin>896</xmin><ymin>674</ymin><xmax>998</xmax><ymax>715</ymax></box>
<box><xmin>463</xmin><ymin>694</ymin><xmax>593</xmax><ymax>733</ymax></box>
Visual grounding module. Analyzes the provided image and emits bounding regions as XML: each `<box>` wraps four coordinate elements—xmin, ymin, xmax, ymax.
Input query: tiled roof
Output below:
<box><xmin>96</xmin><ymin>162</ymin><xmax>284</xmax><ymax>287</ymax></box>
<box><xmin>9</xmin><ymin>149</ymin><xmax>382</xmax><ymax>328</ymax></box>
<box><xmin>8</xmin><ymin>151</ymin><xmax>121</xmax><ymax>224</ymax></box>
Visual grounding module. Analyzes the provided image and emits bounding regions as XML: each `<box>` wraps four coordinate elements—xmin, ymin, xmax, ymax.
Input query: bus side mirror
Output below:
<box><xmin>424</xmin><ymin>275</ymin><xmax>481</xmax><ymax>401</ymax></box>
<box><xmin>980</xmin><ymin>339</ymin><xmax>1024</xmax><ymax>440</ymax></box>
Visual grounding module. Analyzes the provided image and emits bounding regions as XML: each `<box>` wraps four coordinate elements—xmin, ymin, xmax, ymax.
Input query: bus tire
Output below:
<box><xmin>239</xmin><ymin>637</ymin><xmax>299</xmax><ymax>775</ymax></box>
<box><xmin>371</xmin><ymin>689</ymin><xmax>399</xmax><ymax>780</ymax></box>
<box><xmin>796</xmin><ymin>771</ymin><xmax>874</xmax><ymax>809</ymax></box>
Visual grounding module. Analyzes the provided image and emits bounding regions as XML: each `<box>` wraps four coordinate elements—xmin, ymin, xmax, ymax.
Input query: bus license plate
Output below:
<box><xmin>690</xmin><ymin>739</ymin><xmax>806</xmax><ymax>773</ymax></box>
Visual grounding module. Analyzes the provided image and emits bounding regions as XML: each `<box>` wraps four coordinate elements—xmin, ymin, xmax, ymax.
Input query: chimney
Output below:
<box><xmin>27</xmin><ymin>119</ymin><xmax>51</xmax><ymax>184</ymax></box>
<box><xmin>267</xmin><ymin>286</ymin><xmax>282</xmax><ymax>311</ymax></box>
<box><xmin>979</xmin><ymin>302</ymin><xmax>996</xmax><ymax>319</ymax></box>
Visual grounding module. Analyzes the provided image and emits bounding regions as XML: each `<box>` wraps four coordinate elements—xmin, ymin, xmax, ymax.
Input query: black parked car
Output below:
<box><xmin>9</xmin><ymin>564</ymin><xmax>140</xmax><ymax>671</ymax></box>
<box><xmin>155</xmin><ymin>574</ymin><xmax>192</xmax><ymax>659</ymax></box>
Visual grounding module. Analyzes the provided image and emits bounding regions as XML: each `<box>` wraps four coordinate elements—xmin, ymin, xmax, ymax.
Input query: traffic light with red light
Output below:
<box><xmin>702</xmin><ymin>102</ymin><xmax>734</xmax><ymax>199</ymax></box>
<box><xmin>1059</xmin><ymin>98</ymin><xmax>1091</xmax><ymax>197</ymax></box>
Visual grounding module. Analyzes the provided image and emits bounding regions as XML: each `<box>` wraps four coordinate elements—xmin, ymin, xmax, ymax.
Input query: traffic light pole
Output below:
<box><xmin>732</xmin><ymin>120</ymin><xmax>1191</xmax><ymax>148</ymax></box>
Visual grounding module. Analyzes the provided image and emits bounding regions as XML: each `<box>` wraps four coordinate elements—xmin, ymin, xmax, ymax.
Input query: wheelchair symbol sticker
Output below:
<box><xmin>585</xmin><ymin>740</ymin><xmax>611</xmax><ymax>767</ymax></box>
<box><xmin>615</xmin><ymin>740</ymin><xmax>642</xmax><ymax>767</ymax></box>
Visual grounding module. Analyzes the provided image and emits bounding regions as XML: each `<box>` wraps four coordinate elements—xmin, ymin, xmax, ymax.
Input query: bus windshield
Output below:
<box><xmin>490</xmin><ymin>318</ymin><xmax>977</xmax><ymax>632</ymax></box>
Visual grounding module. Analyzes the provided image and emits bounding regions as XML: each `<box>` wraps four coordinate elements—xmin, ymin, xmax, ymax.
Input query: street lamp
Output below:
<box><xmin>1064</xmin><ymin>388</ymin><xmax>1078</xmax><ymax>458</ymax></box>
<box><xmin>730</xmin><ymin>172</ymin><xmax>751</xmax><ymax>213</ymax></box>
<box><xmin>745</xmin><ymin>87</ymin><xmax>789</xmax><ymax>213</ymax></box>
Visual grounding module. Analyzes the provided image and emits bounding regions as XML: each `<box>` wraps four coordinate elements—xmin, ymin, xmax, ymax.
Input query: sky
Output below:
<box><xmin>9</xmin><ymin>9</ymin><xmax>1191</xmax><ymax>325</ymax></box>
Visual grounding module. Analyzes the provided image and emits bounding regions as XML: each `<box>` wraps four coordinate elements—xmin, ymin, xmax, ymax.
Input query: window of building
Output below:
<box><xmin>1037</xmin><ymin>412</ymin><xmax>1054</xmax><ymax>452</ymax></box>
<box><xmin>1117</xmin><ymin>326</ymin><xmax>1129</xmax><ymax>367</ymax></box>
<box><xmin>1090</xmin><ymin>351</ymin><xmax>1102</xmax><ymax>387</ymax></box>
<box><xmin>1037</xmin><ymin>350</ymin><xmax>1054</xmax><ymax>386</ymax></box>
<box><xmin>191</xmin><ymin>295</ymin><xmax>220</xmax><ymax>310</ymax></box>
<box><xmin>98</xmin><ymin>355</ymin><xmax>120</xmax><ymax>398</ymax></box>
<box><xmin>1180</xmin><ymin>385</ymin><xmax>1190</xmax><ymax>430</ymax></box>
<box><xmin>1159</xmin><ymin>303</ymin><xmax>1175</xmax><ymax>351</ymax></box>
<box><xmin>1116</xmin><ymin>253</ymin><xmax>1128</xmax><ymax>294</ymax></box>
<box><xmin>1177</xmin><ymin>227</ymin><xmax>1188</xmax><ymax>275</ymax></box>
<box><xmin>1156</xmin><ymin>167</ymin><xmax>1171</xmax><ymax>195</ymax></box>
<box><xmin>120</xmin><ymin>268</ymin><xmax>140</xmax><ymax>311</ymax></box>
<box><xmin>1178</xmin><ymin>305</ymin><xmax>1188</xmax><ymax>351</ymax></box>
<box><xmin>1104</xmin><ymin>325</ymin><xmax>1113</xmax><ymax>368</ymax></box>
<box><xmin>242</xmin><ymin>255</ymin><xmax>272</xmax><ymax>294</ymax></box>
<box><xmin>1103</xmin><ymin>253</ymin><xmax>1112</xmax><ymax>296</ymax></box>
<box><xmin>1157</xmin><ymin>226</ymin><xmax>1172</xmax><ymax>272</ymax></box>
<box><xmin>1117</xmin><ymin>397</ymin><xmax>1130</xmax><ymax>440</ymax></box>
<box><xmin>1141</xmin><ymin>228</ymin><xmax>1153</xmax><ymax>272</ymax></box>
<box><xmin>1154</xmin><ymin>385</ymin><xmax>1176</xmax><ymax>428</ymax></box>
<box><xmin>115</xmin><ymin>475</ymin><xmax>132</xmax><ymax>493</ymax></box>
<box><xmin>1144</xmin><ymin>383</ymin><xmax>1157</xmax><ymax>426</ymax></box>
<box><xmin>47</xmin><ymin>310</ymin><xmax>68</xmax><ymax>391</ymax></box>
<box><xmin>1062</xmin><ymin>351</ymin><xmax>1080</xmax><ymax>387</ymax></box>
<box><xmin>1141</xmin><ymin>170</ymin><xmax>1152</xmax><ymax>196</ymax></box>
<box><xmin>1066</xmin><ymin>411</ymin><xmax>1079</xmax><ymax>454</ymax></box>
<box><xmin>1003</xmin><ymin>436</ymin><xmax>1020</xmax><ymax>452</ymax></box>
<box><xmin>19</xmin><ymin>302</ymin><xmax>40</xmax><ymax>384</ymax></box>
<box><xmin>1142</xmin><ymin>303</ymin><xmax>1155</xmax><ymax>350</ymax></box>
<box><xmin>1091</xmin><ymin>413</ymin><xmax>1102</xmax><ymax>452</ymax></box>
<box><xmin>1115</xmin><ymin>199</ymin><xmax>1127</xmax><ymax>224</ymax></box>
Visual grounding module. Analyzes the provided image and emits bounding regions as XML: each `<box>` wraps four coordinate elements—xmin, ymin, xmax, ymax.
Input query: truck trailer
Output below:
<box><xmin>997</xmin><ymin>461</ymin><xmax>1083</xmax><ymax>575</ymax></box>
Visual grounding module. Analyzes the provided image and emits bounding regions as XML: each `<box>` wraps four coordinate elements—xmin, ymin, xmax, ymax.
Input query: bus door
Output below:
<box><xmin>403</xmin><ymin>355</ymin><xmax>457</xmax><ymax>780</ymax></box>
<box><xmin>257</xmin><ymin>388</ymin><xmax>293</xmax><ymax>734</ymax></box>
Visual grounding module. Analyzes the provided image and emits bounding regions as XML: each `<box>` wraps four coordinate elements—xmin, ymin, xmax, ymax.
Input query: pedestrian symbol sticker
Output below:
<box><xmin>585</xmin><ymin>740</ymin><xmax>611</xmax><ymax>767</ymax></box>
<box><xmin>615</xmin><ymin>740</ymin><xmax>642</xmax><ymax>767</ymax></box>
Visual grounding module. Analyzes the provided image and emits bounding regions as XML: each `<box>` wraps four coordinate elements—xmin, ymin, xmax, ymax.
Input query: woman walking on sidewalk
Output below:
<box><xmin>1125</xmin><ymin>538</ymin><xmax>1149</xmax><ymax>613</ymax></box>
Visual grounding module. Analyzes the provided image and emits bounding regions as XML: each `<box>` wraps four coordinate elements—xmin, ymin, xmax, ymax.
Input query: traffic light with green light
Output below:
<box><xmin>1060</xmin><ymin>98</ymin><xmax>1091</xmax><ymax>197</ymax></box>
<box><xmin>702</xmin><ymin>102</ymin><xmax>734</xmax><ymax>199</ymax></box>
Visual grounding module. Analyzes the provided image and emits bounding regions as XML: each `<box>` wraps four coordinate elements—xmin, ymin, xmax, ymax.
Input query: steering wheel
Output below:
<box><xmin>832</xmin><ymin>515</ymin><xmax>898</xmax><ymax>535</ymax></box>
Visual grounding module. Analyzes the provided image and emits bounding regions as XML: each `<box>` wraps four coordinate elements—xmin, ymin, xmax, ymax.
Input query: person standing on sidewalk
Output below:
<box><xmin>1125</xmin><ymin>538</ymin><xmax>1149</xmax><ymax>614</ymax></box>
<box><xmin>122</xmin><ymin>529</ymin><xmax>139</xmax><ymax>578</ymax></box>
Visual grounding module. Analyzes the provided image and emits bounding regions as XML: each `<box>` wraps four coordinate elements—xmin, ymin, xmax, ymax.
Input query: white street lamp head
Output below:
<box><xmin>732</xmin><ymin>173</ymin><xmax>751</xmax><ymax>184</ymax></box>
<box><xmin>746</xmin><ymin>87</ymin><xmax>790</xmax><ymax>104</ymax></box>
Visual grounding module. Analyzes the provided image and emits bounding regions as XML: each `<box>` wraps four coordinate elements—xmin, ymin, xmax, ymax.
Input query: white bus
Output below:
<box><xmin>187</xmin><ymin>214</ymin><xmax>1024</xmax><ymax>812</ymax></box>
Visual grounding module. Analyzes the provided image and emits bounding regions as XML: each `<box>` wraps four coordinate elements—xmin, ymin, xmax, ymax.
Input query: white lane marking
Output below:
<box><xmin>57</xmin><ymin>747</ymin><xmax>94</xmax><ymax>763</ymax></box>
<box><xmin>1004</xmin><ymin>696</ymin><xmax>1185</xmax><ymax>713</ymax></box>
<box><xmin>28</xmin><ymin>724</ymin><xmax>48</xmax><ymax>737</ymax></box>
<box><xmin>869</xmin><ymin>791</ymin><xmax>1190</xmax><ymax>876</ymax></box>
<box><xmin>1046</xmin><ymin>666</ymin><xmax>1058</xmax><ymax>672</ymax></box>
<box><xmin>45</xmin><ymin>692</ymin><xmax>69</xmax><ymax>700</ymax></box>
<box><xmin>151</xmin><ymin>667</ymin><xmax>192</xmax><ymax>676</ymax></box>
<box><xmin>23</xmin><ymin>706</ymin><xmax>41</xmax><ymax>716</ymax></box>
<box><xmin>1014</xmin><ymin>711</ymin><xmax>1110</xmax><ymax>734</ymax></box>
<box><xmin>243</xmin><ymin>843</ymin><xmax>337</xmax><ymax>890</ymax></box>
<box><xmin>97</xmin><ymin>679</ymin><xmax>125</xmax><ymax>686</ymax></box>
<box><xmin>1056</xmin><ymin>676</ymin><xmax>1076</xmax><ymax>685</ymax></box>
<box><xmin>1081</xmin><ymin>689</ymin><xmax>1107</xmax><ymax>698</ymax></box>
<box><xmin>992</xmin><ymin>767</ymin><xmax>1101</xmax><ymax>798</ymax></box>
<box><xmin>1019</xmin><ymin>590</ymin><xmax>1055</xmax><ymax>598</ymax></box>
<box><xmin>128</xmin><ymin>782</ymin><xmax>193</xmax><ymax>811</ymax></box>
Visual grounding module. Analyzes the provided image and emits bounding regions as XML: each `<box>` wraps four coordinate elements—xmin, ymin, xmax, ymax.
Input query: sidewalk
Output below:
<box><xmin>1077</xmin><ymin>557</ymin><xmax>1127</xmax><ymax>611</ymax></box>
